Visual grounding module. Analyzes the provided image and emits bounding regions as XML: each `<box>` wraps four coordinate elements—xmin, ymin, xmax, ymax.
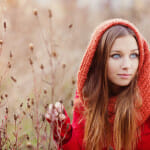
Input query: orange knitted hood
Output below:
<box><xmin>77</xmin><ymin>18</ymin><xmax>150</xmax><ymax>126</ymax></box>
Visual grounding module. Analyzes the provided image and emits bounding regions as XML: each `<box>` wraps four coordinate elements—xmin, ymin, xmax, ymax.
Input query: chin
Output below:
<box><xmin>115</xmin><ymin>82</ymin><xmax>130</xmax><ymax>87</ymax></box>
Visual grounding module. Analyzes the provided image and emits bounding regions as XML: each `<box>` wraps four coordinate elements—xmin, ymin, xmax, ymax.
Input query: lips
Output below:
<box><xmin>118</xmin><ymin>74</ymin><xmax>131</xmax><ymax>79</ymax></box>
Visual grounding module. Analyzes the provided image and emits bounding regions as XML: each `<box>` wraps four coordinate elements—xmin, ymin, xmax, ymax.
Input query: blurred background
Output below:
<box><xmin>0</xmin><ymin>0</ymin><xmax>150</xmax><ymax>149</ymax></box>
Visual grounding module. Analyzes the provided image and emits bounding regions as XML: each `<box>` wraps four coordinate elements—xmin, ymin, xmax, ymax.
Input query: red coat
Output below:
<box><xmin>59</xmin><ymin>96</ymin><xmax>150</xmax><ymax>150</ymax></box>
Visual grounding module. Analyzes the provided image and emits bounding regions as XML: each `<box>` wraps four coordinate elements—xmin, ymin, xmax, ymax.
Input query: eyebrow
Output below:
<box><xmin>111</xmin><ymin>49</ymin><xmax>139</xmax><ymax>53</ymax></box>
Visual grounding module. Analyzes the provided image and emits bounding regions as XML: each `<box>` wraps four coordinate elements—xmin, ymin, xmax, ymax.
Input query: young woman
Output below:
<box><xmin>45</xmin><ymin>18</ymin><xmax>150</xmax><ymax>150</ymax></box>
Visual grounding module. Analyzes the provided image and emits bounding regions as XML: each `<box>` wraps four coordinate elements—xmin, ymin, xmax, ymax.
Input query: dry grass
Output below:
<box><xmin>0</xmin><ymin>0</ymin><xmax>149</xmax><ymax>149</ymax></box>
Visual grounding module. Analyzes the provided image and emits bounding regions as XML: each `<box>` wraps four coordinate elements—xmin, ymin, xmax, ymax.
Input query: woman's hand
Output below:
<box><xmin>45</xmin><ymin>101</ymin><xmax>72</xmax><ymax>145</ymax></box>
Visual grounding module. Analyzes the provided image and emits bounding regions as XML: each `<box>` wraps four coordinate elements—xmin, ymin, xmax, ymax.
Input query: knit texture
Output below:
<box><xmin>77</xmin><ymin>18</ymin><xmax>150</xmax><ymax>126</ymax></box>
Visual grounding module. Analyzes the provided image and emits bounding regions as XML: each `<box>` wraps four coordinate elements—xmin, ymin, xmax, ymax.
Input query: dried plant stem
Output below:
<box><xmin>14</xmin><ymin>120</ymin><xmax>18</xmax><ymax>150</ymax></box>
<box><xmin>31</xmin><ymin>66</ymin><xmax>40</xmax><ymax>150</ymax></box>
<box><xmin>0</xmin><ymin>130</ymin><xmax>2</xmax><ymax>150</ymax></box>
<box><xmin>48</xmin><ymin>124</ymin><xmax>52</xmax><ymax>150</ymax></box>
<box><xmin>35</xmin><ymin>13</ymin><xmax>56</xmax><ymax>103</ymax></box>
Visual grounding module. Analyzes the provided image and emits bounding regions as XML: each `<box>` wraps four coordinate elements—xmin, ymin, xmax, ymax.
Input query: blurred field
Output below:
<box><xmin>0</xmin><ymin>0</ymin><xmax>150</xmax><ymax>149</ymax></box>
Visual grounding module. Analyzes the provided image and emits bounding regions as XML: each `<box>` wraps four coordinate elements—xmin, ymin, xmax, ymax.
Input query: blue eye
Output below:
<box><xmin>130</xmin><ymin>53</ymin><xmax>139</xmax><ymax>58</ymax></box>
<box><xmin>111</xmin><ymin>54</ymin><xmax>121</xmax><ymax>59</ymax></box>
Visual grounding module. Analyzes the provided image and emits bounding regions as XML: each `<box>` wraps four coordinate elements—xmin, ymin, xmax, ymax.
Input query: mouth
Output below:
<box><xmin>117</xmin><ymin>74</ymin><xmax>131</xmax><ymax>79</ymax></box>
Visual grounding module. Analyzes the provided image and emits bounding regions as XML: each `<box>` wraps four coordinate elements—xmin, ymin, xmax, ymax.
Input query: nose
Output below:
<box><xmin>121</xmin><ymin>56</ymin><xmax>131</xmax><ymax>70</ymax></box>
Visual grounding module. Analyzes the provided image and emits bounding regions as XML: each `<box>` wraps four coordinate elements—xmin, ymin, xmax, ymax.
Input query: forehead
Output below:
<box><xmin>111</xmin><ymin>35</ymin><xmax>138</xmax><ymax>52</ymax></box>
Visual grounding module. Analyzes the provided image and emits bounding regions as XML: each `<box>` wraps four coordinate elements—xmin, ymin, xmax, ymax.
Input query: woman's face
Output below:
<box><xmin>107</xmin><ymin>35</ymin><xmax>139</xmax><ymax>87</ymax></box>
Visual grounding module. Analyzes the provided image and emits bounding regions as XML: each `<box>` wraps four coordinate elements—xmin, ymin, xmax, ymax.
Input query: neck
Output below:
<box><xmin>108</xmin><ymin>81</ymin><xmax>126</xmax><ymax>97</ymax></box>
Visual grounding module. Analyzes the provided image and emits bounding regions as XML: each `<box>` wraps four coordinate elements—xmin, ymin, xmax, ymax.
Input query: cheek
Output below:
<box><xmin>107</xmin><ymin>60</ymin><xmax>119</xmax><ymax>74</ymax></box>
<box><xmin>132</xmin><ymin>60</ymin><xmax>139</xmax><ymax>72</ymax></box>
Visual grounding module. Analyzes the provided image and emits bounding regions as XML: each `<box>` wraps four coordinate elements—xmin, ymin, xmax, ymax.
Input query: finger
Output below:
<box><xmin>58</xmin><ymin>113</ymin><xmax>66</xmax><ymax>121</ymax></box>
<box><xmin>45</xmin><ymin>113</ymin><xmax>51</xmax><ymax>123</ymax></box>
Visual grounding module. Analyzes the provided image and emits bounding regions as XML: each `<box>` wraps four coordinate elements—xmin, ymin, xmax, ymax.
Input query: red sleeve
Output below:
<box><xmin>58</xmin><ymin>90</ymin><xmax>85</xmax><ymax>150</ymax></box>
<box><xmin>136</xmin><ymin>117</ymin><xmax>150</xmax><ymax>150</ymax></box>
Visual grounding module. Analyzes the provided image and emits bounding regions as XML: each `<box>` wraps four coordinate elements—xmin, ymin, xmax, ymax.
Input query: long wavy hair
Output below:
<box><xmin>82</xmin><ymin>25</ymin><xmax>142</xmax><ymax>150</ymax></box>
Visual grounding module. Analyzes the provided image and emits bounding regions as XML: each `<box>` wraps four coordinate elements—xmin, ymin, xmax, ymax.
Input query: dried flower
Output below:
<box><xmin>40</xmin><ymin>64</ymin><xmax>44</xmax><ymax>70</ymax></box>
<box><xmin>14</xmin><ymin>114</ymin><xmax>18</xmax><ymax>121</ymax></box>
<box><xmin>51</xmin><ymin>51</ymin><xmax>57</xmax><ymax>58</ymax></box>
<box><xmin>20</xmin><ymin>103</ymin><xmax>23</xmax><ymax>107</ymax></box>
<box><xmin>31</xmin><ymin>99</ymin><xmax>34</xmax><ymax>105</ymax></box>
<box><xmin>10</xmin><ymin>51</ymin><xmax>13</xmax><ymax>58</ymax></box>
<box><xmin>44</xmin><ymin>104</ymin><xmax>48</xmax><ymax>109</ymax></box>
<box><xmin>43</xmin><ymin>89</ymin><xmax>47</xmax><ymax>94</ymax></box>
<box><xmin>62</xmin><ymin>64</ymin><xmax>66</xmax><ymax>69</ymax></box>
<box><xmin>33</xmin><ymin>9</ymin><xmax>38</xmax><ymax>16</ymax></box>
<box><xmin>5</xmin><ymin>94</ymin><xmax>8</xmax><ymax>98</ymax></box>
<box><xmin>3</xmin><ymin>21</ymin><xmax>7</xmax><ymax>31</ymax></box>
<box><xmin>26</xmin><ymin>142</ymin><xmax>33</xmax><ymax>148</ymax></box>
<box><xmin>0</xmin><ymin>40</ymin><xmax>3</xmax><ymax>46</ymax></box>
<box><xmin>26</xmin><ymin>134</ymin><xmax>30</xmax><ymax>140</ymax></box>
<box><xmin>29</xmin><ymin>57</ymin><xmax>33</xmax><ymax>65</ymax></box>
<box><xmin>42</xmin><ymin>114</ymin><xmax>45</xmax><ymax>122</ymax></box>
<box><xmin>27</xmin><ymin>103</ymin><xmax>30</xmax><ymax>109</ymax></box>
<box><xmin>8</xmin><ymin>62</ymin><xmax>11</xmax><ymax>69</ymax></box>
<box><xmin>11</xmin><ymin>76</ymin><xmax>17</xmax><ymax>82</ymax></box>
<box><xmin>59</xmin><ymin>99</ymin><xmax>63</xmax><ymax>104</ymax></box>
<box><xmin>1</xmin><ymin>95</ymin><xmax>4</xmax><ymax>100</ymax></box>
<box><xmin>23</xmin><ymin>111</ymin><xmax>26</xmax><ymax>115</ymax></box>
<box><xmin>30</xmin><ymin>114</ymin><xmax>33</xmax><ymax>120</ymax></box>
<box><xmin>48</xmin><ymin>9</ymin><xmax>52</xmax><ymax>18</ymax></box>
<box><xmin>29</xmin><ymin>43</ymin><xmax>34</xmax><ymax>52</ymax></box>
<box><xmin>68</xmin><ymin>24</ymin><xmax>73</xmax><ymax>28</ymax></box>
<box><xmin>72</xmin><ymin>79</ymin><xmax>76</xmax><ymax>85</ymax></box>
<box><xmin>71</xmin><ymin>100</ymin><xmax>74</xmax><ymax>107</ymax></box>
<box><xmin>6</xmin><ymin>107</ymin><xmax>8</xmax><ymax>114</ymax></box>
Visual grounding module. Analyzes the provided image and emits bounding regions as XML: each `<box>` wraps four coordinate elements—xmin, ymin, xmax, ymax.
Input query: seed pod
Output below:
<box><xmin>33</xmin><ymin>9</ymin><xmax>38</xmax><ymax>16</ymax></box>
<box><xmin>0</xmin><ymin>40</ymin><xmax>3</xmax><ymax>45</ymax></box>
<box><xmin>52</xmin><ymin>51</ymin><xmax>57</xmax><ymax>58</ymax></box>
<box><xmin>6</xmin><ymin>107</ymin><xmax>8</xmax><ymax>114</ymax></box>
<box><xmin>11</xmin><ymin>76</ymin><xmax>17</xmax><ymax>82</ymax></box>
<box><xmin>14</xmin><ymin>114</ymin><xmax>18</xmax><ymax>121</ymax></box>
<box><xmin>48</xmin><ymin>9</ymin><xmax>52</xmax><ymax>18</ymax></box>
<box><xmin>31</xmin><ymin>99</ymin><xmax>34</xmax><ymax>105</ymax></box>
<box><xmin>10</xmin><ymin>51</ymin><xmax>13</xmax><ymax>58</ymax></box>
<box><xmin>40</xmin><ymin>64</ymin><xmax>44</xmax><ymax>70</ymax></box>
<box><xmin>44</xmin><ymin>104</ymin><xmax>48</xmax><ymax>109</ymax></box>
<box><xmin>26</xmin><ymin>142</ymin><xmax>33</xmax><ymax>148</ymax></box>
<box><xmin>1</xmin><ymin>95</ymin><xmax>4</xmax><ymax>100</ymax></box>
<box><xmin>71</xmin><ymin>100</ymin><xmax>74</xmax><ymax>107</ymax></box>
<box><xmin>68</xmin><ymin>24</ymin><xmax>73</xmax><ymax>28</ymax></box>
<box><xmin>8</xmin><ymin>62</ymin><xmax>11</xmax><ymax>68</ymax></box>
<box><xmin>62</xmin><ymin>64</ymin><xmax>66</xmax><ymax>69</ymax></box>
<box><xmin>20</xmin><ymin>103</ymin><xmax>23</xmax><ymax>107</ymax></box>
<box><xmin>29</xmin><ymin>43</ymin><xmax>34</xmax><ymax>52</ymax></box>
<box><xmin>3</xmin><ymin>21</ymin><xmax>7</xmax><ymax>31</ymax></box>
<box><xmin>26</xmin><ymin>134</ymin><xmax>30</xmax><ymax>140</ymax></box>
<box><xmin>27</xmin><ymin>103</ymin><xmax>30</xmax><ymax>109</ymax></box>
<box><xmin>72</xmin><ymin>79</ymin><xmax>76</xmax><ymax>85</ymax></box>
<box><xmin>30</xmin><ymin>114</ymin><xmax>33</xmax><ymax>120</ymax></box>
<box><xmin>5</xmin><ymin>94</ymin><xmax>8</xmax><ymax>98</ymax></box>
<box><xmin>42</xmin><ymin>114</ymin><xmax>45</xmax><ymax>122</ymax></box>
<box><xmin>23</xmin><ymin>111</ymin><xmax>26</xmax><ymax>115</ymax></box>
<box><xmin>29</xmin><ymin>58</ymin><xmax>33</xmax><ymax>65</ymax></box>
<box><xmin>43</xmin><ymin>89</ymin><xmax>47</xmax><ymax>94</ymax></box>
